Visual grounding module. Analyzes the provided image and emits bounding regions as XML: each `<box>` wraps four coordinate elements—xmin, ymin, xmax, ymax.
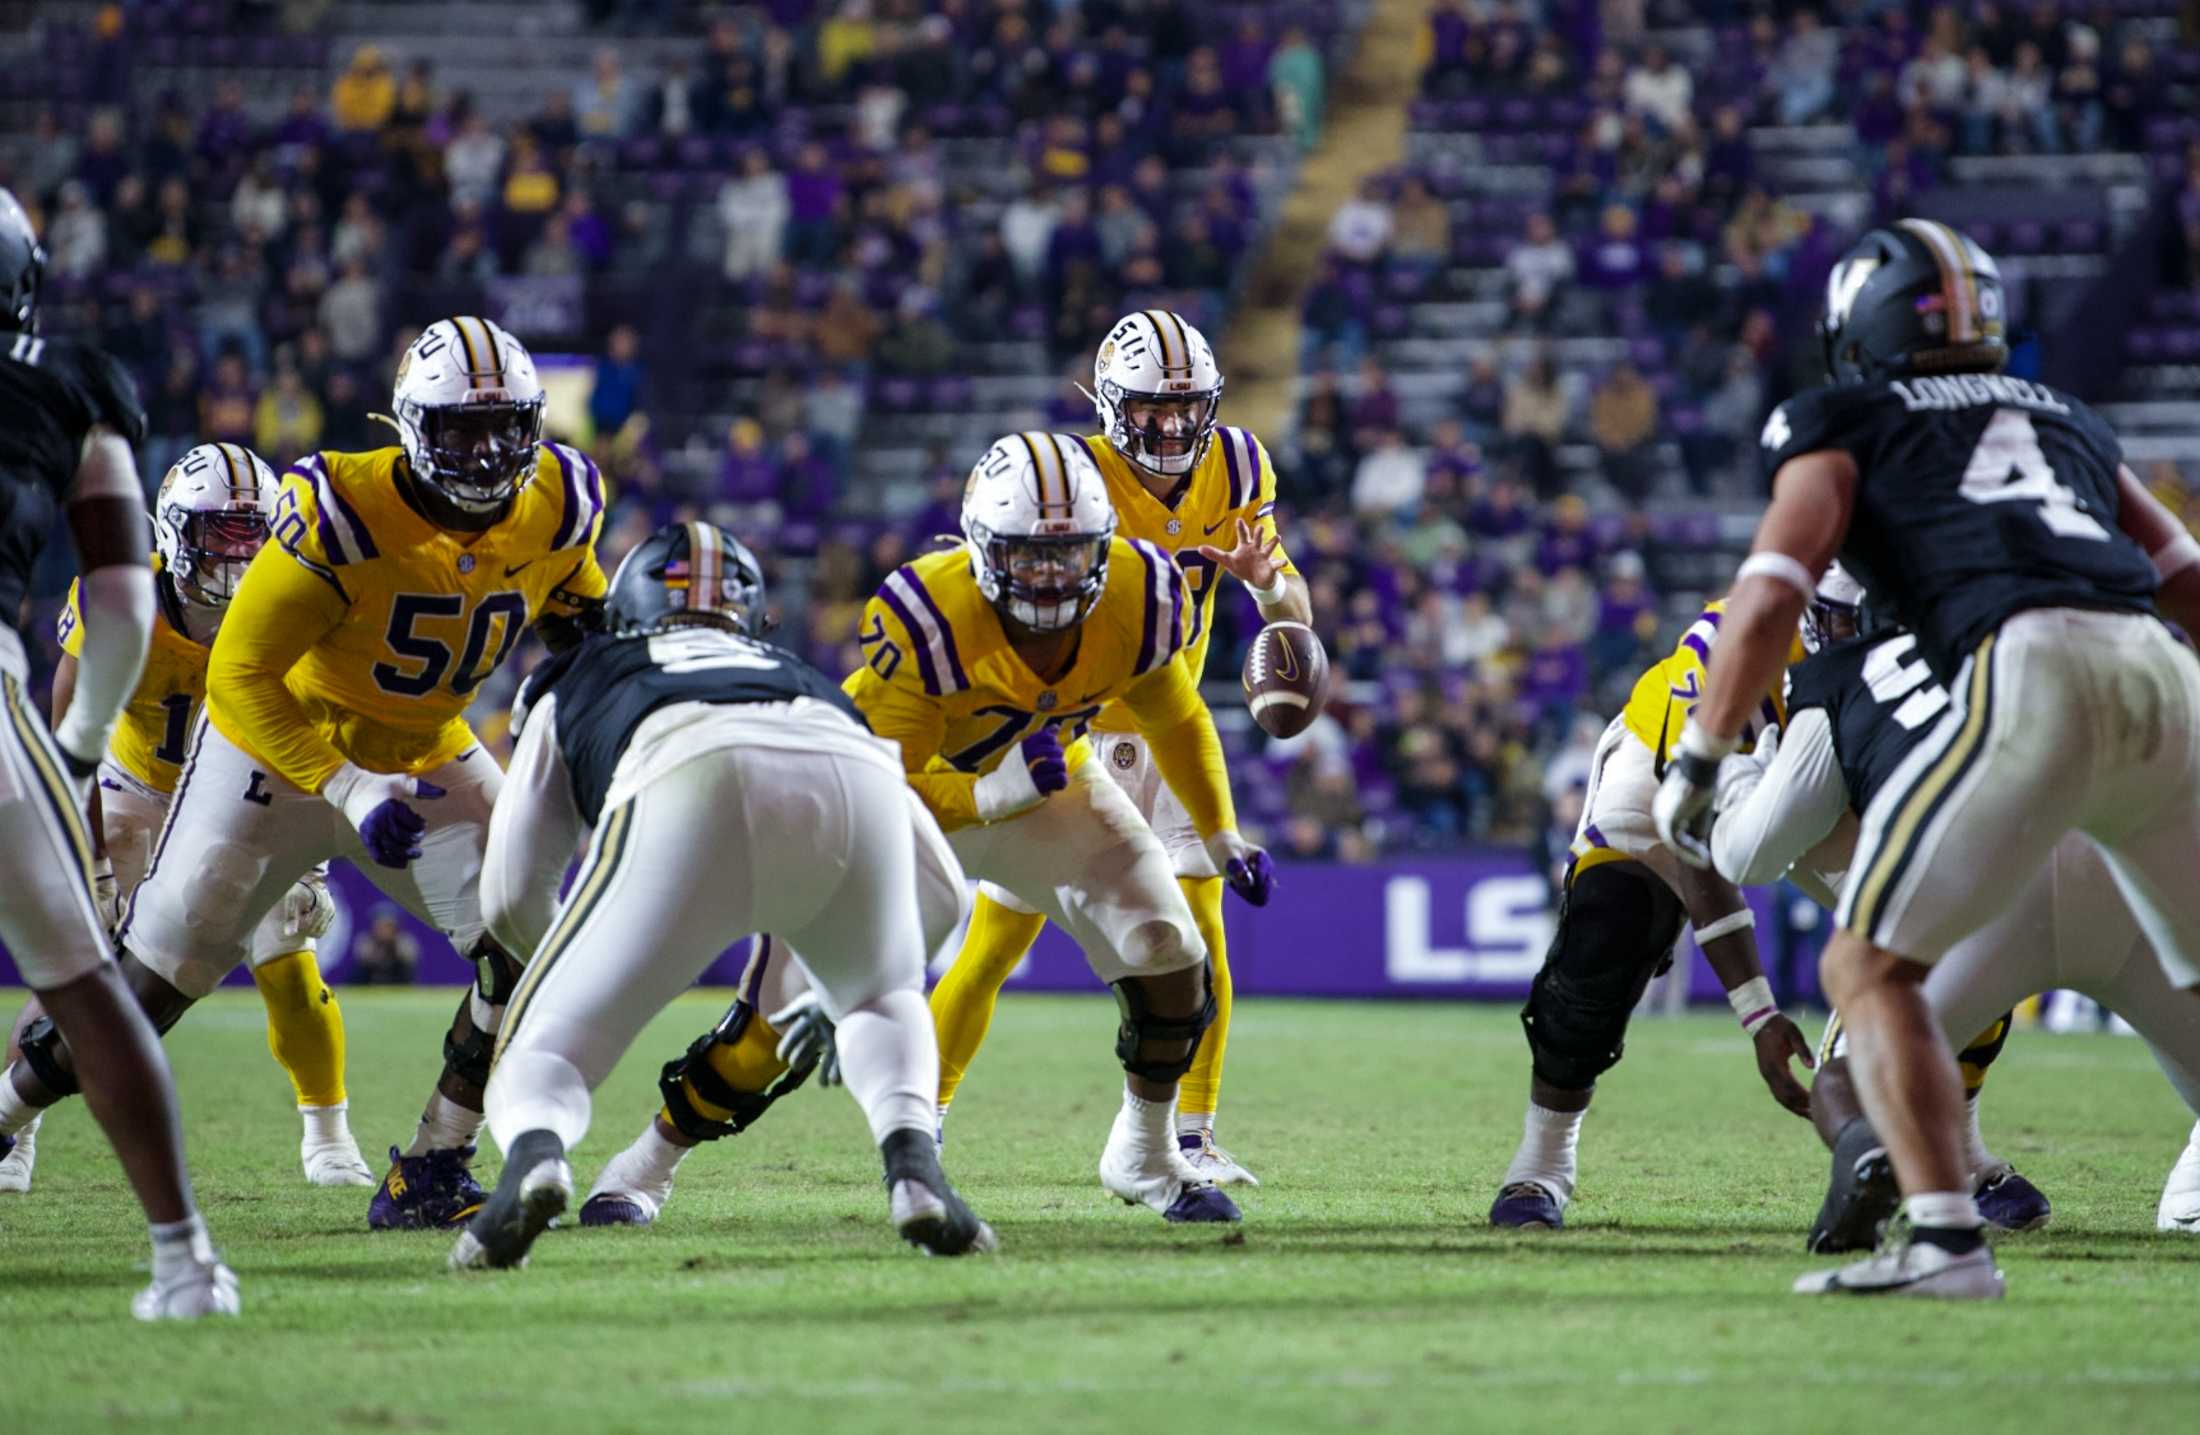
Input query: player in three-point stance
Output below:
<box><xmin>581</xmin><ymin>432</ymin><xmax>1273</xmax><ymax>1227</ymax></box>
<box><xmin>1708</xmin><ymin>583</ymin><xmax>2200</xmax><ymax>1246</ymax></box>
<box><xmin>928</xmin><ymin>311</ymin><xmax>1310</xmax><ymax>1186</ymax></box>
<box><xmin>3</xmin><ymin>442</ymin><xmax>371</xmax><ymax>1193</ymax></box>
<box><xmin>0</xmin><ymin>187</ymin><xmax>236</xmax><ymax>1318</ymax></box>
<box><xmin>0</xmin><ymin>317</ymin><xmax>609</xmax><ymax>1232</ymax></box>
<box><xmin>452</xmin><ymin>520</ymin><xmax>992</xmax><ymax>1269</ymax></box>
<box><xmin>1658</xmin><ymin>219</ymin><xmax>2200</xmax><ymax>1297</ymax></box>
<box><xmin>1482</xmin><ymin>581</ymin><xmax>1816</xmax><ymax>1229</ymax></box>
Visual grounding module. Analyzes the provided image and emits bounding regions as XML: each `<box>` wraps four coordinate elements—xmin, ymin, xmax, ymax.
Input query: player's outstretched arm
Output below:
<box><xmin>1126</xmin><ymin>659</ymin><xmax>1273</xmax><ymax>905</ymax></box>
<box><xmin>55</xmin><ymin>427</ymin><xmax>152</xmax><ymax>788</ymax></box>
<box><xmin>1709</xmin><ymin>708</ymin><xmax>1849</xmax><ymax>889</ymax></box>
<box><xmin>1671</xmin><ymin>860</ymin><xmax>1815</xmax><ymax>1119</ymax></box>
<box><xmin>1198</xmin><ymin>517</ymin><xmax>1310</xmax><ymax>624</ymax></box>
<box><xmin>2117</xmin><ymin>465</ymin><xmax>2200</xmax><ymax>636</ymax></box>
<box><xmin>206</xmin><ymin>535</ymin><xmax>349</xmax><ymax>794</ymax></box>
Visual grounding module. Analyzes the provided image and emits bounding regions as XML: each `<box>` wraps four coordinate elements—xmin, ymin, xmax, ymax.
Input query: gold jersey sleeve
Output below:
<box><xmin>56</xmin><ymin>563</ymin><xmax>210</xmax><ymax>794</ymax></box>
<box><xmin>206</xmin><ymin>443</ymin><xmax>609</xmax><ymax>792</ymax></box>
<box><xmin>1618</xmin><ymin>599</ymin><xmax>1802</xmax><ymax>770</ymax></box>
<box><xmin>842</xmin><ymin>537</ymin><xmax>1228</xmax><ymax>832</ymax></box>
<box><xmin>1084</xmin><ymin>428</ymin><xmax>1298</xmax><ymax>736</ymax></box>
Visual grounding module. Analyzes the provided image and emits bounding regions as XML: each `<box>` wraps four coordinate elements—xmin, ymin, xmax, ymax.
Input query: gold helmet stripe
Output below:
<box><xmin>1899</xmin><ymin>219</ymin><xmax>1979</xmax><ymax>346</ymax></box>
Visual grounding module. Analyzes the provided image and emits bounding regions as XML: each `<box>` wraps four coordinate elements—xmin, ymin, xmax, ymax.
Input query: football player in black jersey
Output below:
<box><xmin>1709</xmin><ymin>583</ymin><xmax>2200</xmax><ymax>1248</ymax></box>
<box><xmin>1657</xmin><ymin>219</ymin><xmax>2200</xmax><ymax>1299</ymax></box>
<box><xmin>0</xmin><ymin>188</ymin><xmax>237</xmax><ymax>1318</ymax></box>
<box><xmin>453</xmin><ymin>521</ymin><xmax>993</xmax><ymax>1270</ymax></box>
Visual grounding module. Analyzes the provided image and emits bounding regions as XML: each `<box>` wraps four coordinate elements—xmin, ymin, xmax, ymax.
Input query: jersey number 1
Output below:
<box><xmin>1958</xmin><ymin>409</ymin><xmax>2108</xmax><ymax>541</ymax></box>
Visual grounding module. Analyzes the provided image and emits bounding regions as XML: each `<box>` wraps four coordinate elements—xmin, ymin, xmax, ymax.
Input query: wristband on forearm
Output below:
<box><xmin>1246</xmin><ymin>571</ymin><xmax>1289</xmax><ymax>607</ymax></box>
<box><xmin>1725</xmin><ymin>973</ymin><xmax>1778</xmax><ymax>1036</ymax></box>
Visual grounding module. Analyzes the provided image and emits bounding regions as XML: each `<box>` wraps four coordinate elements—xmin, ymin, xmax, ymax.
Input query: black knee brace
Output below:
<box><xmin>1110</xmin><ymin>969</ymin><xmax>1217</xmax><ymax>1083</ymax></box>
<box><xmin>1519</xmin><ymin>861</ymin><xmax>1686</xmax><ymax>1093</ymax></box>
<box><xmin>1957</xmin><ymin>1010</ymin><xmax>2016</xmax><ymax>1083</ymax></box>
<box><xmin>654</xmin><ymin>1000</ymin><xmax>814</xmax><ymax>1143</ymax></box>
<box><xmin>17</xmin><ymin>1017</ymin><xmax>78</xmax><ymax>1099</ymax></box>
<box><xmin>470</xmin><ymin>937</ymin><xmax>523</xmax><ymax>1007</ymax></box>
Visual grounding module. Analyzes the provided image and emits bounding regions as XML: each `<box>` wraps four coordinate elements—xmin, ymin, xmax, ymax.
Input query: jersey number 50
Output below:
<box><xmin>374</xmin><ymin>592</ymin><xmax>529</xmax><ymax>698</ymax></box>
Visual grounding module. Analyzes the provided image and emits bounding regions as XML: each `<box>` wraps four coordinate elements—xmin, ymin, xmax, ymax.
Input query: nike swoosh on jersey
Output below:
<box><xmin>1202</xmin><ymin>516</ymin><xmax>1235</xmax><ymax>536</ymax></box>
<box><xmin>504</xmin><ymin>561</ymin><xmax>535</xmax><ymax>577</ymax></box>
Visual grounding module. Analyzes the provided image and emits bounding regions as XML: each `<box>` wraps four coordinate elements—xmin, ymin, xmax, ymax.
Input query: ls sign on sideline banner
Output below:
<box><xmin>0</xmin><ymin>852</ymin><xmax>1816</xmax><ymax>1005</ymax></box>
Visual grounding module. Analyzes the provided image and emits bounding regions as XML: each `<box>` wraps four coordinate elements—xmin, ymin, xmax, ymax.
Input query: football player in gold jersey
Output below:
<box><xmin>931</xmin><ymin>310</ymin><xmax>1309</xmax><ymax>1186</ymax></box>
<box><xmin>580</xmin><ymin>433</ymin><xmax>1273</xmax><ymax>1226</ymax></box>
<box><xmin>0</xmin><ymin>318</ymin><xmax>608</xmax><ymax>1230</ymax></box>
<box><xmin>1</xmin><ymin>443</ymin><xmax>371</xmax><ymax>1195</ymax></box>
<box><xmin>1485</xmin><ymin>587</ymin><xmax>1818</xmax><ymax>1229</ymax></box>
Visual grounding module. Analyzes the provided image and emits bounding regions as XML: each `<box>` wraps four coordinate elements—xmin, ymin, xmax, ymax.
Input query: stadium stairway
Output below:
<box><xmin>1222</xmin><ymin>0</ymin><xmax>1426</xmax><ymax>441</ymax></box>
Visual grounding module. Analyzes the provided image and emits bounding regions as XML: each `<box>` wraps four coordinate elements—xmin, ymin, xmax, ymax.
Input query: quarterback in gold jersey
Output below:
<box><xmin>1</xmin><ymin>443</ymin><xmax>370</xmax><ymax>1195</ymax></box>
<box><xmin>1483</xmin><ymin>581</ymin><xmax>1822</xmax><ymax>1231</ymax></box>
<box><xmin>580</xmin><ymin>433</ymin><xmax>1273</xmax><ymax>1227</ymax></box>
<box><xmin>4</xmin><ymin>318</ymin><xmax>607</xmax><ymax>1231</ymax></box>
<box><xmin>931</xmin><ymin>311</ymin><xmax>1309</xmax><ymax>1187</ymax></box>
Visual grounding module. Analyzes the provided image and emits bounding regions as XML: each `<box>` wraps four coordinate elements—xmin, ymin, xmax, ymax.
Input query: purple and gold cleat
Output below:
<box><xmin>579</xmin><ymin>1193</ymin><xmax>654</xmax><ymax>1227</ymax></box>
<box><xmin>1489</xmin><ymin>1181</ymin><xmax>1565</xmax><ymax>1229</ymax></box>
<box><xmin>1162</xmin><ymin>1181</ymin><xmax>1242</xmax><ymax>1223</ymax></box>
<box><xmin>368</xmin><ymin>1145</ymin><xmax>487</xmax><ymax>1231</ymax></box>
<box><xmin>1976</xmin><ymin>1168</ymin><xmax>2051</xmax><ymax>1232</ymax></box>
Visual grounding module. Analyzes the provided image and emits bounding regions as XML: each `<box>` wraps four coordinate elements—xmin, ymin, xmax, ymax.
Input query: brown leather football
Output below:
<box><xmin>1241</xmin><ymin>621</ymin><xmax>1330</xmax><ymax>738</ymax></box>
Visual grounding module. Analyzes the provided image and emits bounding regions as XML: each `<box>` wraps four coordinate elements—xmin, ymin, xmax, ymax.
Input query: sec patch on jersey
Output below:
<box><xmin>1243</xmin><ymin>621</ymin><xmax>1329</xmax><ymax>738</ymax></box>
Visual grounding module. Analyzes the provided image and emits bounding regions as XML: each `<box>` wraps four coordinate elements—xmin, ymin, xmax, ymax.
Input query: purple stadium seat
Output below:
<box><xmin>2053</xmin><ymin>219</ymin><xmax>2102</xmax><ymax>254</ymax></box>
<box><xmin>2128</xmin><ymin>328</ymin><xmax>2164</xmax><ymax>363</ymax></box>
<box><xmin>2003</xmin><ymin>220</ymin><xmax>2047</xmax><ymax>256</ymax></box>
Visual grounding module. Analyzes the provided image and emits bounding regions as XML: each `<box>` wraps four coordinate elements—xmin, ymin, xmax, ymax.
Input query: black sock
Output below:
<box><xmin>1911</xmin><ymin>1224</ymin><xmax>1985</xmax><ymax>1256</ymax></box>
<box><xmin>879</xmin><ymin>1127</ymin><xmax>940</xmax><ymax>1188</ymax></box>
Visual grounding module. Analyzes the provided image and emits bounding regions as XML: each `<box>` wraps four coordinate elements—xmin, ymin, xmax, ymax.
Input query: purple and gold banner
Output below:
<box><xmin>1</xmin><ymin>854</ymin><xmax>1829</xmax><ymax>1006</ymax></box>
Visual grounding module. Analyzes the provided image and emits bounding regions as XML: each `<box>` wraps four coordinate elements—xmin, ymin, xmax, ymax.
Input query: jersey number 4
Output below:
<box><xmin>374</xmin><ymin>592</ymin><xmax>529</xmax><ymax>698</ymax></box>
<box><xmin>1958</xmin><ymin>409</ymin><xmax>2108</xmax><ymax>542</ymax></box>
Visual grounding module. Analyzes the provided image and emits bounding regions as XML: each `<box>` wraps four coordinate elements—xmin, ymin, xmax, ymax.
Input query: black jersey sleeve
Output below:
<box><xmin>71</xmin><ymin>343</ymin><xmax>147</xmax><ymax>447</ymax></box>
<box><xmin>1759</xmin><ymin>383</ymin><xmax>1896</xmax><ymax>485</ymax></box>
<box><xmin>1782</xmin><ymin>639</ymin><xmax>1863</xmax><ymax>721</ymax></box>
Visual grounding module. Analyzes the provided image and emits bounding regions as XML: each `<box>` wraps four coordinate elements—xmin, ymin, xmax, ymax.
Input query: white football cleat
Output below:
<box><xmin>1793</xmin><ymin>1238</ymin><xmax>2004</xmax><ymax>1299</ymax></box>
<box><xmin>1177</xmin><ymin>1128</ymin><xmax>1260</xmax><ymax>1187</ymax></box>
<box><xmin>0</xmin><ymin>1115</ymin><xmax>39</xmax><ymax>1193</ymax></box>
<box><xmin>2158</xmin><ymin>1121</ymin><xmax>2200</xmax><ymax>1233</ymax></box>
<box><xmin>133</xmin><ymin>1258</ymin><xmax>242</xmax><ymax>1321</ymax></box>
<box><xmin>300</xmin><ymin>1105</ymin><xmax>375</xmax><ymax>1187</ymax></box>
<box><xmin>1099</xmin><ymin>1108</ymin><xmax>1240</xmax><ymax>1223</ymax></box>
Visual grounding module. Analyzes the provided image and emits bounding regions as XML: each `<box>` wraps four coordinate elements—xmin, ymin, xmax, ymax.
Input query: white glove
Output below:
<box><xmin>767</xmin><ymin>991</ymin><xmax>840</xmax><ymax>1087</ymax></box>
<box><xmin>1653</xmin><ymin>723</ymin><xmax>1733</xmax><ymax>869</ymax></box>
<box><xmin>92</xmin><ymin>855</ymin><xmax>119</xmax><ymax>934</ymax></box>
<box><xmin>278</xmin><ymin>868</ymin><xmax>338</xmax><ymax>944</ymax></box>
<box><xmin>972</xmin><ymin>730</ymin><xmax>1068</xmax><ymax>823</ymax></box>
<box><xmin>1714</xmin><ymin>724</ymin><xmax>1779</xmax><ymax>812</ymax></box>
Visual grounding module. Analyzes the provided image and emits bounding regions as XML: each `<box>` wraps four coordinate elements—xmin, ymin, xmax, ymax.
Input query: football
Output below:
<box><xmin>1242</xmin><ymin>621</ymin><xmax>1330</xmax><ymax>739</ymax></box>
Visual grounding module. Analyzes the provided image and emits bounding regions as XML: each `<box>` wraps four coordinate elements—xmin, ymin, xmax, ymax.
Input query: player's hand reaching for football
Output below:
<box><xmin>1205</xmin><ymin>830</ymin><xmax>1275</xmax><ymax>907</ymax></box>
<box><xmin>1752</xmin><ymin>1013</ymin><xmax>1818</xmax><ymax>1119</ymax></box>
<box><xmin>1197</xmin><ymin>517</ymin><xmax>1286</xmax><ymax>596</ymax></box>
<box><xmin>973</xmin><ymin>729</ymin><xmax>1068</xmax><ymax>822</ymax></box>
<box><xmin>322</xmin><ymin>763</ymin><xmax>446</xmax><ymax>869</ymax></box>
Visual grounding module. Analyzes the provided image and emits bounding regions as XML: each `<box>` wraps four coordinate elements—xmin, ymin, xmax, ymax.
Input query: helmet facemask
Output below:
<box><xmin>401</xmin><ymin>395</ymin><xmax>545</xmax><ymax>515</ymax></box>
<box><xmin>162</xmin><ymin>506</ymin><xmax>269</xmax><ymax>610</ymax></box>
<box><xmin>1801</xmin><ymin>564</ymin><xmax>1866</xmax><ymax>654</ymax></box>
<box><xmin>1100</xmin><ymin>381</ymin><xmax>1220</xmax><ymax>478</ymax></box>
<box><xmin>967</xmin><ymin>521</ymin><xmax>1112</xmax><ymax>633</ymax></box>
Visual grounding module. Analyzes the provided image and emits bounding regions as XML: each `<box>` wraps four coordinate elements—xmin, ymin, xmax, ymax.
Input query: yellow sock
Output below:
<box><xmin>661</xmin><ymin>1010</ymin><xmax>789</xmax><ymax>1129</ymax></box>
<box><xmin>252</xmin><ymin>950</ymin><xmax>347</xmax><ymax>1108</ymax></box>
<box><xmin>930</xmin><ymin>893</ymin><xmax>1047</xmax><ymax>1109</ymax></box>
<box><xmin>1177</xmin><ymin>877</ymin><xmax>1230</xmax><ymax>1122</ymax></box>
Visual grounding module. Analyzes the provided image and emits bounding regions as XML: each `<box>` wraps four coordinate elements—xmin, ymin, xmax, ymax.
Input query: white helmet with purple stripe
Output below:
<box><xmin>152</xmin><ymin>441</ymin><xmax>277</xmax><ymax>613</ymax></box>
<box><xmin>1089</xmin><ymin>308</ymin><xmax>1223</xmax><ymax>478</ymax></box>
<box><xmin>961</xmin><ymin>431</ymin><xmax>1117</xmax><ymax>633</ymax></box>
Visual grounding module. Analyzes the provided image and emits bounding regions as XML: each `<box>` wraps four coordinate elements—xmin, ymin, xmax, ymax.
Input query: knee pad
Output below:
<box><xmin>1519</xmin><ymin>862</ymin><xmax>1686</xmax><ymax>1093</ymax></box>
<box><xmin>17</xmin><ymin>1017</ymin><xmax>78</xmax><ymax>1099</ymax></box>
<box><xmin>1110</xmin><ymin>968</ymin><xmax>1217</xmax><ymax>1083</ymax></box>
<box><xmin>655</xmin><ymin>1001</ymin><xmax>813</xmax><ymax>1143</ymax></box>
<box><xmin>1957</xmin><ymin>1011</ymin><xmax>2015</xmax><ymax>1091</ymax></box>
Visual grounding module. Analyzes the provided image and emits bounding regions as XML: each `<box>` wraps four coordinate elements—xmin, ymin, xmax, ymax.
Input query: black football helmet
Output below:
<box><xmin>606</xmin><ymin>520</ymin><xmax>768</xmax><ymax>637</ymax></box>
<box><xmin>0</xmin><ymin>186</ymin><xmax>46</xmax><ymax>334</ymax></box>
<box><xmin>1819</xmin><ymin>219</ymin><xmax>2006</xmax><ymax>385</ymax></box>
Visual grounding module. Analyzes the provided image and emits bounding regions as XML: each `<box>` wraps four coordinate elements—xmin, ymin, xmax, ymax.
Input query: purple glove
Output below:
<box><xmin>1018</xmin><ymin>730</ymin><xmax>1068</xmax><ymax>796</ymax></box>
<box><xmin>357</xmin><ymin>781</ymin><xmax>445</xmax><ymax>868</ymax></box>
<box><xmin>1225</xmin><ymin>849</ymin><xmax>1276</xmax><ymax>907</ymax></box>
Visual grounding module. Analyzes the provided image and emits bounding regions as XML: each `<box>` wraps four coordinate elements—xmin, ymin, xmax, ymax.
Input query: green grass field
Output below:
<box><xmin>4</xmin><ymin>990</ymin><xmax>2198</xmax><ymax>1434</ymax></box>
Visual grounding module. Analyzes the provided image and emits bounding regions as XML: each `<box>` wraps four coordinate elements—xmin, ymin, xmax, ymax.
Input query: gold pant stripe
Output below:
<box><xmin>495</xmin><ymin>801</ymin><xmax>634</xmax><ymax>1061</ymax></box>
<box><xmin>1849</xmin><ymin>633</ymin><xmax>1997</xmax><ymax>941</ymax></box>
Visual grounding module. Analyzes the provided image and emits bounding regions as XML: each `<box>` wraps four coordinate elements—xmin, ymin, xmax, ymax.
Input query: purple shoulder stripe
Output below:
<box><xmin>322</xmin><ymin>476</ymin><xmax>378</xmax><ymax>560</ymax></box>
<box><xmin>876</xmin><ymin>582</ymin><xmax>942</xmax><ymax>696</ymax></box>
<box><xmin>1219</xmin><ymin>427</ymin><xmax>1248</xmax><ymax>510</ymax></box>
<box><xmin>901</xmin><ymin>566</ymin><xmax>968</xmax><ymax>691</ymax></box>
<box><xmin>1129</xmin><ymin>542</ymin><xmax>1161</xmax><ymax>675</ymax></box>
<box><xmin>549</xmin><ymin>446</ymin><xmax>583</xmax><ymax>551</ymax></box>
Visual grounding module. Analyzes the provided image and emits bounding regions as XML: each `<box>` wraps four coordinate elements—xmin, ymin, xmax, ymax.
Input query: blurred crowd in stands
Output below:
<box><xmin>6</xmin><ymin>0</ymin><xmax>2199</xmax><ymax>872</ymax></box>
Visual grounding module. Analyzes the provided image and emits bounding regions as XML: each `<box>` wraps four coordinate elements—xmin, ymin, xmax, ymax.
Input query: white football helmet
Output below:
<box><xmin>961</xmin><ymin>432</ymin><xmax>1117</xmax><ymax>633</ymax></box>
<box><xmin>1802</xmin><ymin>561</ymin><xmax>1866</xmax><ymax>654</ymax></box>
<box><xmin>390</xmin><ymin>316</ymin><xmax>545</xmax><ymax>517</ymax></box>
<box><xmin>1090</xmin><ymin>309</ymin><xmax>1223</xmax><ymax>478</ymax></box>
<box><xmin>152</xmin><ymin>442</ymin><xmax>278</xmax><ymax>612</ymax></box>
